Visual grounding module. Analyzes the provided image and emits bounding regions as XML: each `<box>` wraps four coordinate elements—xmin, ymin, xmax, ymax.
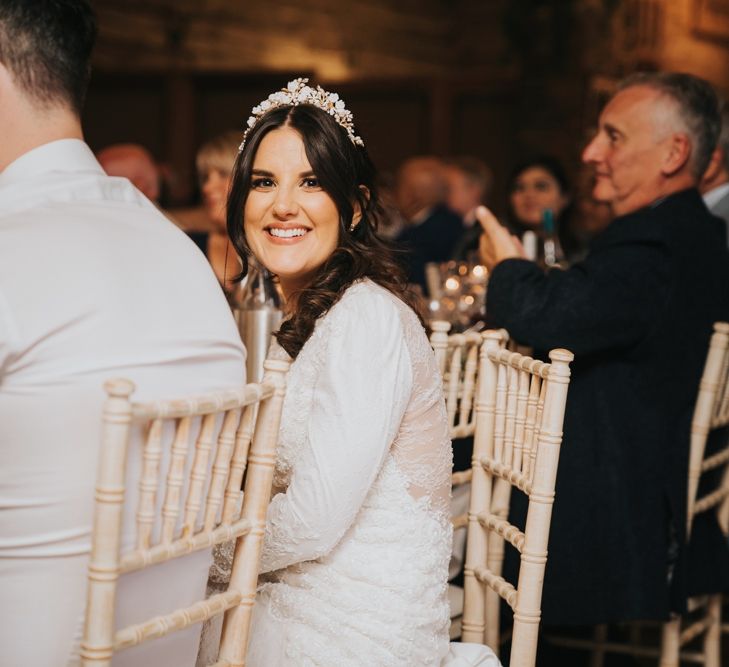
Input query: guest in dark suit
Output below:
<box><xmin>394</xmin><ymin>156</ymin><xmax>464</xmax><ymax>292</ymax></box>
<box><xmin>700</xmin><ymin>101</ymin><xmax>729</xmax><ymax>243</ymax></box>
<box><xmin>478</xmin><ymin>72</ymin><xmax>729</xmax><ymax>625</ymax></box>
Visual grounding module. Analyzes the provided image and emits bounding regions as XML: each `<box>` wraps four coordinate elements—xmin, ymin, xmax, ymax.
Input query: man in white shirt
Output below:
<box><xmin>700</xmin><ymin>102</ymin><xmax>729</xmax><ymax>244</ymax></box>
<box><xmin>0</xmin><ymin>2</ymin><xmax>246</xmax><ymax>665</ymax></box>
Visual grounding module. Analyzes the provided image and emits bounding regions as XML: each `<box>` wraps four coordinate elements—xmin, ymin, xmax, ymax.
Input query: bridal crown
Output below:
<box><xmin>239</xmin><ymin>78</ymin><xmax>364</xmax><ymax>151</ymax></box>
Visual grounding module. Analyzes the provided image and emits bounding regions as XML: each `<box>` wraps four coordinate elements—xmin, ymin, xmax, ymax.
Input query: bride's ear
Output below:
<box><xmin>350</xmin><ymin>185</ymin><xmax>370</xmax><ymax>231</ymax></box>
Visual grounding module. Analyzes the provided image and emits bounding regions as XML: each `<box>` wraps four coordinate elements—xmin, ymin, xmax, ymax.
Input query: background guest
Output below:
<box><xmin>700</xmin><ymin>101</ymin><xmax>729</xmax><ymax>240</ymax></box>
<box><xmin>443</xmin><ymin>155</ymin><xmax>493</xmax><ymax>261</ymax></box>
<box><xmin>190</xmin><ymin>130</ymin><xmax>241</xmax><ymax>293</ymax></box>
<box><xmin>0</xmin><ymin>2</ymin><xmax>246</xmax><ymax>665</ymax></box>
<box><xmin>394</xmin><ymin>156</ymin><xmax>463</xmax><ymax>292</ymax></box>
<box><xmin>96</xmin><ymin>142</ymin><xmax>161</xmax><ymax>203</ymax></box>
<box><xmin>478</xmin><ymin>71</ymin><xmax>729</xmax><ymax>628</ymax></box>
<box><xmin>505</xmin><ymin>155</ymin><xmax>576</xmax><ymax>265</ymax></box>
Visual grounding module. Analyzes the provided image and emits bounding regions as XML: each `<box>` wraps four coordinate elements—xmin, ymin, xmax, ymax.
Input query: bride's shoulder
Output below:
<box><xmin>332</xmin><ymin>279</ymin><xmax>416</xmax><ymax>325</ymax></box>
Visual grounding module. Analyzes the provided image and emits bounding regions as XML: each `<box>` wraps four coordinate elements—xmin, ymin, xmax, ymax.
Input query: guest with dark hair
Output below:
<box><xmin>222</xmin><ymin>78</ymin><xmax>495</xmax><ymax>667</ymax></box>
<box><xmin>505</xmin><ymin>155</ymin><xmax>577</xmax><ymax>265</ymax></box>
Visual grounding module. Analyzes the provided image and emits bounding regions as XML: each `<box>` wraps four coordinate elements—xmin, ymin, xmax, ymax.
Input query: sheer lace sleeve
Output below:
<box><xmin>259</xmin><ymin>289</ymin><xmax>413</xmax><ymax>573</ymax></box>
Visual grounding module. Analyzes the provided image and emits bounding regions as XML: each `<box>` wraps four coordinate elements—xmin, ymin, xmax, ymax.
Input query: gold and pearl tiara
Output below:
<box><xmin>239</xmin><ymin>77</ymin><xmax>364</xmax><ymax>151</ymax></box>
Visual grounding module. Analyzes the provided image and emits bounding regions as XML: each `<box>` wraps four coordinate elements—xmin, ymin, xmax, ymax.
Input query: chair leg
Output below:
<box><xmin>705</xmin><ymin>595</ymin><xmax>722</xmax><ymax>667</ymax></box>
<box><xmin>660</xmin><ymin>618</ymin><xmax>681</xmax><ymax>667</ymax></box>
<box><xmin>589</xmin><ymin>624</ymin><xmax>607</xmax><ymax>667</ymax></box>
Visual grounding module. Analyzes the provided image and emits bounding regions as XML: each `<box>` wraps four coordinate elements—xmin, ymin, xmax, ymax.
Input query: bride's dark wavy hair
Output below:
<box><xmin>227</xmin><ymin>103</ymin><xmax>421</xmax><ymax>359</ymax></box>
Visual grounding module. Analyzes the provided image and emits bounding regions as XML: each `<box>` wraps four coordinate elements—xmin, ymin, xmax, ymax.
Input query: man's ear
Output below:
<box><xmin>350</xmin><ymin>185</ymin><xmax>371</xmax><ymax>230</ymax></box>
<box><xmin>661</xmin><ymin>132</ymin><xmax>691</xmax><ymax>177</ymax></box>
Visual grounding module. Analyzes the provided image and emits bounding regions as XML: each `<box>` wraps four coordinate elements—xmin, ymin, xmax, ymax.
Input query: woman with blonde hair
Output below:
<box><xmin>190</xmin><ymin>130</ymin><xmax>241</xmax><ymax>292</ymax></box>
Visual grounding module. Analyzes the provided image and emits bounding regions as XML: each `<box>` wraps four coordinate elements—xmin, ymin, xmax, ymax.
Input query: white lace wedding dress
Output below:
<box><xmin>200</xmin><ymin>279</ymin><xmax>499</xmax><ymax>666</ymax></box>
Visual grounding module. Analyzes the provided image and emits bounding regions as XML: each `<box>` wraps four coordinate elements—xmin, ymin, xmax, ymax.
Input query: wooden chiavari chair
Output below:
<box><xmin>80</xmin><ymin>357</ymin><xmax>289</xmax><ymax>667</ymax></box>
<box><xmin>549</xmin><ymin>322</ymin><xmax>729</xmax><ymax>667</ymax></box>
<box><xmin>659</xmin><ymin>321</ymin><xmax>729</xmax><ymax>667</ymax></box>
<box><xmin>431</xmin><ymin>321</ymin><xmax>497</xmax><ymax>639</ymax></box>
<box><xmin>461</xmin><ymin>330</ymin><xmax>573</xmax><ymax>667</ymax></box>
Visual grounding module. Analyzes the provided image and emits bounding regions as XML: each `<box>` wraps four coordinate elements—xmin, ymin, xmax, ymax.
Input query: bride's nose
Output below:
<box><xmin>273</xmin><ymin>186</ymin><xmax>299</xmax><ymax>219</ymax></box>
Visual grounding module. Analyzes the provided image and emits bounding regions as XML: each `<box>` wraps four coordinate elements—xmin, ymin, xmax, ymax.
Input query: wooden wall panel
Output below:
<box><xmin>451</xmin><ymin>89</ymin><xmax>518</xmax><ymax>214</ymax></box>
<box><xmin>323</xmin><ymin>83</ymin><xmax>431</xmax><ymax>174</ymax></box>
<box><xmin>82</xmin><ymin>75</ymin><xmax>166</xmax><ymax>157</ymax></box>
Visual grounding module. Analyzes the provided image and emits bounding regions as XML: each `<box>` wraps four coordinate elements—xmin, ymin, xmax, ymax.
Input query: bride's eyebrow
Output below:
<box><xmin>251</xmin><ymin>169</ymin><xmax>274</xmax><ymax>176</ymax></box>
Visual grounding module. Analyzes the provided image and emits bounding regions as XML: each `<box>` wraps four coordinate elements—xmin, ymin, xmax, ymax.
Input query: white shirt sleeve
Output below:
<box><xmin>259</xmin><ymin>290</ymin><xmax>413</xmax><ymax>573</ymax></box>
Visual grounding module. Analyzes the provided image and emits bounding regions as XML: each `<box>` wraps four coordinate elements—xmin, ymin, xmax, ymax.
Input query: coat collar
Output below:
<box><xmin>591</xmin><ymin>188</ymin><xmax>705</xmax><ymax>250</ymax></box>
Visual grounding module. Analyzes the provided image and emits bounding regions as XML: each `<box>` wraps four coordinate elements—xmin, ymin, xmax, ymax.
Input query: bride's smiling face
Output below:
<box><xmin>244</xmin><ymin>126</ymin><xmax>341</xmax><ymax>297</ymax></box>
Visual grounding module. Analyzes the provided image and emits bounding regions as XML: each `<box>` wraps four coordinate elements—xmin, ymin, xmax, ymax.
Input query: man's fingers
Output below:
<box><xmin>475</xmin><ymin>205</ymin><xmax>503</xmax><ymax>232</ymax></box>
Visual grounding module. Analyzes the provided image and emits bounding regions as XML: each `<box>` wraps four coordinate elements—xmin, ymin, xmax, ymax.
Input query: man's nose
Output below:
<box><xmin>582</xmin><ymin>135</ymin><xmax>602</xmax><ymax>164</ymax></box>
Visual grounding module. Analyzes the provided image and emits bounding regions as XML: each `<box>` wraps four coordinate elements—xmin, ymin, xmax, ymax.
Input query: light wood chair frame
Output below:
<box><xmin>548</xmin><ymin>322</ymin><xmax>729</xmax><ymax>667</ymax></box>
<box><xmin>80</xmin><ymin>357</ymin><xmax>289</xmax><ymax>667</ymax></box>
<box><xmin>660</xmin><ymin>321</ymin><xmax>729</xmax><ymax>667</ymax></box>
<box><xmin>431</xmin><ymin>321</ymin><xmax>497</xmax><ymax>641</ymax></box>
<box><xmin>460</xmin><ymin>330</ymin><xmax>573</xmax><ymax>667</ymax></box>
<box><xmin>431</xmin><ymin>320</ymin><xmax>490</xmax><ymax>524</ymax></box>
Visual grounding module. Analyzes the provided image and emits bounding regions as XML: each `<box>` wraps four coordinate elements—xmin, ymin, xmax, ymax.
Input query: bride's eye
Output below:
<box><xmin>251</xmin><ymin>177</ymin><xmax>274</xmax><ymax>189</ymax></box>
<box><xmin>302</xmin><ymin>176</ymin><xmax>320</xmax><ymax>189</ymax></box>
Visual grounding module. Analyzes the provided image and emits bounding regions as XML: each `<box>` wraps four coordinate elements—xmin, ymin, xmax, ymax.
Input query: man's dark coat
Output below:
<box><xmin>487</xmin><ymin>188</ymin><xmax>729</xmax><ymax>624</ymax></box>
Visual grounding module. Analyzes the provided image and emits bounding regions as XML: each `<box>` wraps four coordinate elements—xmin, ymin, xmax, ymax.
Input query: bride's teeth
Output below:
<box><xmin>269</xmin><ymin>227</ymin><xmax>307</xmax><ymax>238</ymax></box>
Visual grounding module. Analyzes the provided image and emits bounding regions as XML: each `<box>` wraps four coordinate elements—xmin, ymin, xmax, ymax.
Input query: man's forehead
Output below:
<box><xmin>599</xmin><ymin>85</ymin><xmax>662</xmax><ymax>130</ymax></box>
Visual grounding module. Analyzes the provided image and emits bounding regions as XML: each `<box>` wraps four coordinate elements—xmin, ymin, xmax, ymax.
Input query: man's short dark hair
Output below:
<box><xmin>618</xmin><ymin>72</ymin><xmax>721</xmax><ymax>179</ymax></box>
<box><xmin>0</xmin><ymin>0</ymin><xmax>97</xmax><ymax>114</ymax></box>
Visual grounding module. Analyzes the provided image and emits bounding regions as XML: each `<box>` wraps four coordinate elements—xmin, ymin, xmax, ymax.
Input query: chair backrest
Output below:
<box><xmin>80</xmin><ymin>357</ymin><xmax>290</xmax><ymax>667</ymax></box>
<box><xmin>431</xmin><ymin>321</ymin><xmax>487</xmax><ymax>439</ymax></box>
<box><xmin>686</xmin><ymin>322</ymin><xmax>729</xmax><ymax>538</ymax></box>
<box><xmin>461</xmin><ymin>330</ymin><xmax>573</xmax><ymax>667</ymax></box>
<box><xmin>430</xmin><ymin>321</ymin><xmax>495</xmax><ymax>533</ymax></box>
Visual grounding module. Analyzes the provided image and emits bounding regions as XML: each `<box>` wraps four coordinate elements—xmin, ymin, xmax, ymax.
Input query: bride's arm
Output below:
<box><xmin>259</xmin><ymin>290</ymin><xmax>413</xmax><ymax>573</ymax></box>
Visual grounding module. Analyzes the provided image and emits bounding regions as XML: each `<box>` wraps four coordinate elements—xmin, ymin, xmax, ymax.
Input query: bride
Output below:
<box><xmin>224</xmin><ymin>79</ymin><xmax>498</xmax><ymax>667</ymax></box>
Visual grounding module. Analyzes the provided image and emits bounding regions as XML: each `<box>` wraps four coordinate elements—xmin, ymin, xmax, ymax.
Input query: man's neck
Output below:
<box><xmin>612</xmin><ymin>176</ymin><xmax>696</xmax><ymax>218</ymax></box>
<box><xmin>0</xmin><ymin>104</ymin><xmax>83</xmax><ymax>173</ymax></box>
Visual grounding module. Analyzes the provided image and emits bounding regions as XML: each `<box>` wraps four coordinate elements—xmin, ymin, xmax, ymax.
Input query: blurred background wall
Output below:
<box><xmin>84</xmin><ymin>0</ymin><xmax>729</xmax><ymax>209</ymax></box>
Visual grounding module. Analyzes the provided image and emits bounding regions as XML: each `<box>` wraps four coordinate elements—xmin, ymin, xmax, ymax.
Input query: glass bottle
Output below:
<box><xmin>521</xmin><ymin>210</ymin><xmax>564</xmax><ymax>269</ymax></box>
<box><xmin>232</xmin><ymin>263</ymin><xmax>282</xmax><ymax>382</ymax></box>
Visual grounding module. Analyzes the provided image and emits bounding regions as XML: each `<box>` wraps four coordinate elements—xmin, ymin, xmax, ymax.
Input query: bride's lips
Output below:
<box><xmin>263</xmin><ymin>223</ymin><xmax>313</xmax><ymax>244</ymax></box>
